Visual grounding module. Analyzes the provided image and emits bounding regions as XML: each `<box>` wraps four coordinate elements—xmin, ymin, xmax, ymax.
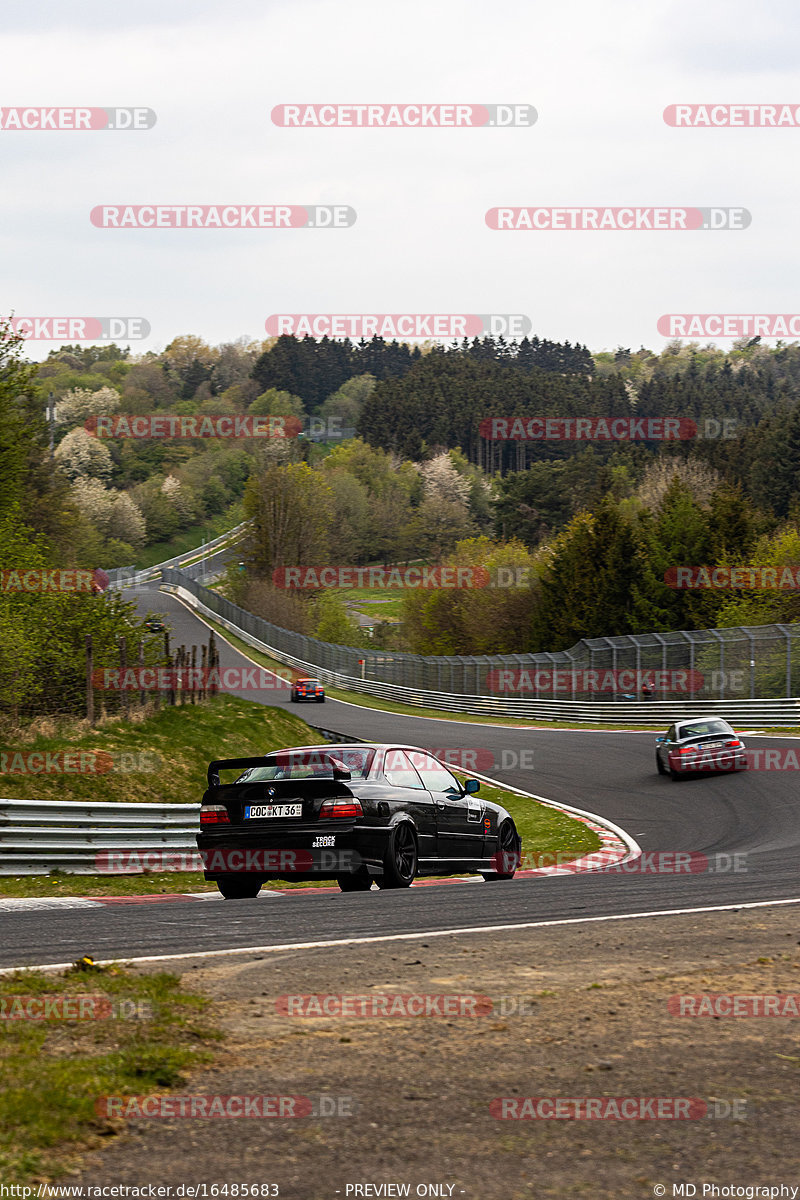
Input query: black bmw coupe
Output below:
<box><xmin>197</xmin><ymin>743</ymin><xmax>522</xmax><ymax>897</ymax></box>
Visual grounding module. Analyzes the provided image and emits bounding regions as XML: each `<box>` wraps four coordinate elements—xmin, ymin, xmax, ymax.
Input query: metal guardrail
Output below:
<box><xmin>168</xmin><ymin>581</ymin><xmax>800</xmax><ymax>725</ymax></box>
<box><xmin>0</xmin><ymin>726</ymin><xmax>346</xmax><ymax>874</ymax></box>
<box><xmin>161</xmin><ymin>570</ymin><xmax>800</xmax><ymax>705</ymax></box>
<box><xmin>106</xmin><ymin>522</ymin><xmax>250</xmax><ymax>589</ymax></box>
<box><xmin>0</xmin><ymin>798</ymin><xmax>200</xmax><ymax>875</ymax></box>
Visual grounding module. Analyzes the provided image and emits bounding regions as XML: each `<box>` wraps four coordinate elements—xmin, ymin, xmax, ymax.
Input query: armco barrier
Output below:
<box><xmin>165</xmin><ymin>576</ymin><xmax>800</xmax><ymax>724</ymax></box>
<box><xmin>0</xmin><ymin>798</ymin><xmax>199</xmax><ymax>875</ymax></box>
<box><xmin>106</xmin><ymin>521</ymin><xmax>250</xmax><ymax>589</ymax></box>
<box><xmin>0</xmin><ymin>725</ymin><xmax>349</xmax><ymax>874</ymax></box>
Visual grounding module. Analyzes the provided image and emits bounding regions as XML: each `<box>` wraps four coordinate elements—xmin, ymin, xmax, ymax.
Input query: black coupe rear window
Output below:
<box><xmin>236</xmin><ymin>747</ymin><xmax>374</xmax><ymax>782</ymax></box>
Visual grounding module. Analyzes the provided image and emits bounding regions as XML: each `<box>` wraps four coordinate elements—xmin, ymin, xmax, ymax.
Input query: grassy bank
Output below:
<box><xmin>0</xmin><ymin>964</ymin><xmax>219</xmax><ymax>1183</ymax></box>
<box><xmin>0</xmin><ymin>695</ymin><xmax>319</xmax><ymax>806</ymax></box>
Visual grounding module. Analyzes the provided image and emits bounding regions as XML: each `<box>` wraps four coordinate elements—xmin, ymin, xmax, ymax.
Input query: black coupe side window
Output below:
<box><xmin>407</xmin><ymin>752</ymin><xmax>462</xmax><ymax>795</ymax></box>
<box><xmin>383</xmin><ymin>749</ymin><xmax>426</xmax><ymax>790</ymax></box>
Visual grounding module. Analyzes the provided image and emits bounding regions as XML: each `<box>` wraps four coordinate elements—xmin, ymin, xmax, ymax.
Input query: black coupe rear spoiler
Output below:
<box><xmin>207</xmin><ymin>754</ymin><xmax>351</xmax><ymax>788</ymax></box>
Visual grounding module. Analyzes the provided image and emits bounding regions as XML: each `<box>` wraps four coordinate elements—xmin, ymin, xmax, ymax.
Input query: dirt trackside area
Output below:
<box><xmin>72</xmin><ymin>906</ymin><xmax>800</xmax><ymax>1199</ymax></box>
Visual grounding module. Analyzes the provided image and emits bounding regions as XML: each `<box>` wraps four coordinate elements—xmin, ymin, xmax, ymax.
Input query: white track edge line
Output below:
<box><xmin>4</xmin><ymin>897</ymin><xmax>800</xmax><ymax>975</ymax></box>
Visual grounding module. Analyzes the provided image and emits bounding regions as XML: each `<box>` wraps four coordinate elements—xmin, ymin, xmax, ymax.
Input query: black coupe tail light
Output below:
<box><xmin>319</xmin><ymin>797</ymin><xmax>363</xmax><ymax>819</ymax></box>
<box><xmin>200</xmin><ymin>804</ymin><xmax>230</xmax><ymax>825</ymax></box>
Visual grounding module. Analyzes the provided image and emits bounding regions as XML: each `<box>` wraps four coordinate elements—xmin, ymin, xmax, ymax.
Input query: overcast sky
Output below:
<box><xmin>3</xmin><ymin>0</ymin><xmax>799</xmax><ymax>361</ymax></box>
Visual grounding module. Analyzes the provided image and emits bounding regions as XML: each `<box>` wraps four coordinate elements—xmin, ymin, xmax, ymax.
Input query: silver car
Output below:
<box><xmin>656</xmin><ymin>717</ymin><xmax>748</xmax><ymax>780</ymax></box>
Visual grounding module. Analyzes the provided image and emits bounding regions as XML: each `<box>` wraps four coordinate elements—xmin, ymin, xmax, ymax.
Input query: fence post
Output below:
<box><xmin>85</xmin><ymin>635</ymin><xmax>94</xmax><ymax>725</ymax></box>
<box><xmin>209</xmin><ymin>631</ymin><xmax>218</xmax><ymax>697</ymax></box>
<box><xmin>119</xmin><ymin>636</ymin><xmax>129</xmax><ymax>717</ymax></box>
<box><xmin>789</xmin><ymin>629</ymin><xmax>792</xmax><ymax>698</ymax></box>
<box><xmin>138</xmin><ymin>641</ymin><xmax>145</xmax><ymax>708</ymax></box>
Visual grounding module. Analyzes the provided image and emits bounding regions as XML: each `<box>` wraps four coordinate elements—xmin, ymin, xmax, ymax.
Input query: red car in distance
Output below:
<box><xmin>290</xmin><ymin>677</ymin><xmax>325</xmax><ymax>703</ymax></box>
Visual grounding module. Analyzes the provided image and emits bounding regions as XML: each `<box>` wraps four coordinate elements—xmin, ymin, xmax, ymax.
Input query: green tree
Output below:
<box><xmin>244</xmin><ymin>461</ymin><xmax>331</xmax><ymax>575</ymax></box>
<box><xmin>532</xmin><ymin>502</ymin><xmax>667</xmax><ymax>650</ymax></box>
<box><xmin>248</xmin><ymin>387</ymin><xmax>306</xmax><ymax>418</ymax></box>
<box><xmin>313</xmin><ymin>591</ymin><xmax>364</xmax><ymax>646</ymax></box>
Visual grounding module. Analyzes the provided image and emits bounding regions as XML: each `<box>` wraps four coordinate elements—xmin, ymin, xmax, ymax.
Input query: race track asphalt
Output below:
<box><xmin>3</xmin><ymin>584</ymin><xmax>798</xmax><ymax>969</ymax></box>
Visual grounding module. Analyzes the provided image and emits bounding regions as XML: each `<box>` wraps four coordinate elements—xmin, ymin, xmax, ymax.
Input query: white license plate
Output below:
<box><xmin>245</xmin><ymin>803</ymin><xmax>302</xmax><ymax>819</ymax></box>
<box><xmin>702</xmin><ymin>741</ymin><xmax>724</xmax><ymax>748</ymax></box>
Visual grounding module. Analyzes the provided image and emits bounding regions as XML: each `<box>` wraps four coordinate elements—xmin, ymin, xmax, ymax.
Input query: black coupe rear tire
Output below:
<box><xmin>337</xmin><ymin>870</ymin><xmax>373</xmax><ymax>892</ymax></box>
<box><xmin>376</xmin><ymin>822</ymin><xmax>418</xmax><ymax>888</ymax></box>
<box><xmin>656</xmin><ymin>755</ymin><xmax>667</xmax><ymax>775</ymax></box>
<box><xmin>482</xmin><ymin>820</ymin><xmax>521</xmax><ymax>880</ymax></box>
<box><xmin>216</xmin><ymin>876</ymin><xmax>263</xmax><ymax>899</ymax></box>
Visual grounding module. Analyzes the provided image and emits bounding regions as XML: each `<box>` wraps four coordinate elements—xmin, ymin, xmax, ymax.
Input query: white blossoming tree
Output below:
<box><xmin>419</xmin><ymin>453</ymin><xmax>471</xmax><ymax>507</ymax></box>
<box><xmin>54</xmin><ymin>385</ymin><xmax>120</xmax><ymax>427</ymax></box>
<box><xmin>70</xmin><ymin>478</ymin><xmax>146</xmax><ymax>548</ymax></box>
<box><xmin>107</xmin><ymin>491</ymin><xmax>147</xmax><ymax>547</ymax></box>
<box><xmin>161</xmin><ymin>474</ymin><xmax>198</xmax><ymax>524</ymax></box>
<box><xmin>54</xmin><ymin>427</ymin><xmax>113</xmax><ymax>481</ymax></box>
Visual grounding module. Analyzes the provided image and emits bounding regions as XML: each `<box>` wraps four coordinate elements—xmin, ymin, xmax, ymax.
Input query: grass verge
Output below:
<box><xmin>134</xmin><ymin>503</ymin><xmax>245</xmax><ymax>569</ymax></box>
<box><xmin>0</xmin><ymin>964</ymin><xmax>219</xmax><ymax>1183</ymax></box>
